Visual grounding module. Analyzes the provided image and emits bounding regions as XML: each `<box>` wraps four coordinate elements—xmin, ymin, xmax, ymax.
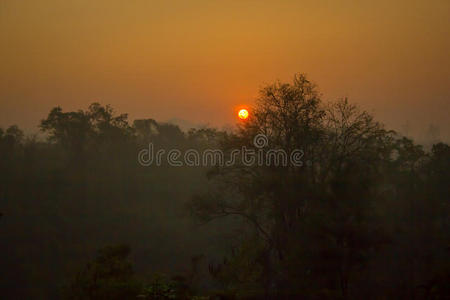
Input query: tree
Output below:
<box><xmin>189</xmin><ymin>74</ymin><xmax>394</xmax><ymax>298</ymax></box>
<box><xmin>40</xmin><ymin>103</ymin><xmax>133</xmax><ymax>160</ymax></box>
<box><xmin>40</xmin><ymin>107</ymin><xmax>92</xmax><ymax>158</ymax></box>
<box><xmin>64</xmin><ymin>244</ymin><xmax>140</xmax><ymax>300</ymax></box>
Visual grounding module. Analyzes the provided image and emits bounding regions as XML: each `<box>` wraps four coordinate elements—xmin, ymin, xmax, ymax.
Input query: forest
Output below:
<box><xmin>0</xmin><ymin>74</ymin><xmax>448</xmax><ymax>299</ymax></box>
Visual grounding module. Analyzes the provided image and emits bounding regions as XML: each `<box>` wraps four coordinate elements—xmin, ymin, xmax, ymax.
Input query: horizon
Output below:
<box><xmin>1</xmin><ymin>2</ymin><xmax>449</xmax><ymax>299</ymax></box>
<box><xmin>1</xmin><ymin>0</ymin><xmax>449</xmax><ymax>142</ymax></box>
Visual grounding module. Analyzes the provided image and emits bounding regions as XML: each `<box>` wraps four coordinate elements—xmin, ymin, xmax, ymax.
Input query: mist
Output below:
<box><xmin>0</xmin><ymin>1</ymin><xmax>449</xmax><ymax>299</ymax></box>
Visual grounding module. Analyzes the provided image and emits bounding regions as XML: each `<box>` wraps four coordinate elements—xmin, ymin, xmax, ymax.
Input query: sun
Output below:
<box><xmin>238</xmin><ymin>109</ymin><xmax>249</xmax><ymax>120</ymax></box>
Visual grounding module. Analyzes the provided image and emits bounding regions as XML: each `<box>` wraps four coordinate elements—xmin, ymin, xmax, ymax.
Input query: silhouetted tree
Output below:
<box><xmin>190</xmin><ymin>74</ymin><xmax>396</xmax><ymax>298</ymax></box>
<box><xmin>64</xmin><ymin>244</ymin><xmax>139</xmax><ymax>300</ymax></box>
<box><xmin>0</xmin><ymin>77</ymin><xmax>448</xmax><ymax>299</ymax></box>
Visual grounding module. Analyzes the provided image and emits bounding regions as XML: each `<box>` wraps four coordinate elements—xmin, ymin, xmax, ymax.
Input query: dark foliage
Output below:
<box><xmin>0</xmin><ymin>75</ymin><xmax>448</xmax><ymax>299</ymax></box>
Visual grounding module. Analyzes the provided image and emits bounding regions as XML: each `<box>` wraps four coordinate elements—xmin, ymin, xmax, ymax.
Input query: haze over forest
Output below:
<box><xmin>0</xmin><ymin>1</ymin><xmax>449</xmax><ymax>299</ymax></box>
<box><xmin>1</xmin><ymin>0</ymin><xmax>449</xmax><ymax>142</ymax></box>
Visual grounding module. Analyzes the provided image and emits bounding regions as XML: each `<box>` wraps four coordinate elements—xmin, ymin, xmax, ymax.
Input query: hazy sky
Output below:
<box><xmin>1</xmin><ymin>0</ymin><xmax>449</xmax><ymax>140</ymax></box>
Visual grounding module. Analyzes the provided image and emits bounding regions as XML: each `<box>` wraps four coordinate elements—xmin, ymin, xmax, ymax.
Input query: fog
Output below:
<box><xmin>1</xmin><ymin>0</ymin><xmax>449</xmax><ymax>142</ymax></box>
<box><xmin>0</xmin><ymin>1</ymin><xmax>449</xmax><ymax>299</ymax></box>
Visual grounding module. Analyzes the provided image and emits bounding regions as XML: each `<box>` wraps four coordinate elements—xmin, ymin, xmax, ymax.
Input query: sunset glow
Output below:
<box><xmin>1</xmin><ymin>1</ymin><xmax>449</xmax><ymax>298</ymax></box>
<box><xmin>238</xmin><ymin>109</ymin><xmax>249</xmax><ymax>120</ymax></box>
<box><xmin>0</xmin><ymin>1</ymin><xmax>449</xmax><ymax>137</ymax></box>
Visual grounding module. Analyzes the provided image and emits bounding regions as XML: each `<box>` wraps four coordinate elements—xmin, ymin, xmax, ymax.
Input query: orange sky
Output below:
<box><xmin>1</xmin><ymin>0</ymin><xmax>449</xmax><ymax>141</ymax></box>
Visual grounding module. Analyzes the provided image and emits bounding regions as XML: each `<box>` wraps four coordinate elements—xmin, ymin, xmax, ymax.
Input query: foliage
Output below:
<box><xmin>64</xmin><ymin>244</ymin><xmax>140</xmax><ymax>300</ymax></box>
<box><xmin>189</xmin><ymin>73</ymin><xmax>449</xmax><ymax>298</ymax></box>
<box><xmin>0</xmin><ymin>76</ymin><xmax>448</xmax><ymax>299</ymax></box>
<box><xmin>138</xmin><ymin>274</ymin><xmax>179</xmax><ymax>299</ymax></box>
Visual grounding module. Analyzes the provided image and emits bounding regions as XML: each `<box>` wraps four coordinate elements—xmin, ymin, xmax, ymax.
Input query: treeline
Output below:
<box><xmin>0</xmin><ymin>104</ymin><xmax>231</xmax><ymax>299</ymax></box>
<box><xmin>188</xmin><ymin>75</ymin><xmax>449</xmax><ymax>299</ymax></box>
<box><xmin>0</xmin><ymin>74</ymin><xmax>449</xmax><ymax>299</ymax></box>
